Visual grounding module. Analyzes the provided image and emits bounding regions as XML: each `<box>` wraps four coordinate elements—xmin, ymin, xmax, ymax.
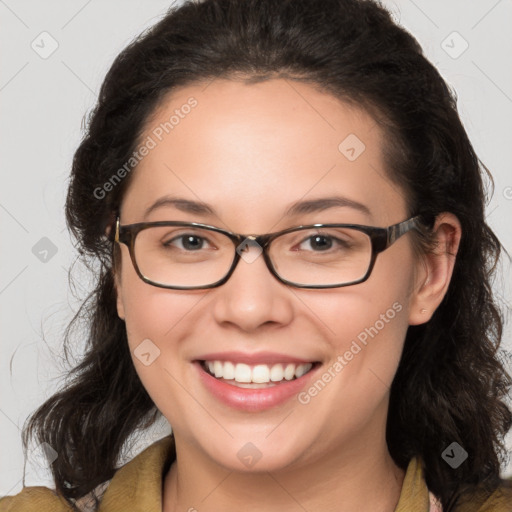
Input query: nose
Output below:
<box><xmin>211</xmin><ymin>243</ymin><xmax>294</xmax><ymax>332</ymax></box>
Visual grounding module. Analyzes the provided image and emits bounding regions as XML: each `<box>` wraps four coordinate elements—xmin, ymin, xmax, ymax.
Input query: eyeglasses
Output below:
<box><xmin>113</xmin><ymin>215</ymin><xmax>422</xmax><ymax>290</ymax></box>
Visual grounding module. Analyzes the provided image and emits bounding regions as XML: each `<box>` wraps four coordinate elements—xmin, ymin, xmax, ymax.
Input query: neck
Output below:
<box><xmin>162</xmin><ymin>430</ymin><xmax>405</xmax><ymax>512</ymax></box>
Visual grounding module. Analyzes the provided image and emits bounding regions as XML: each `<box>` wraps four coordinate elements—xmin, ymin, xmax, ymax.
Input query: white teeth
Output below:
<box><xmin>223</xmin><ymin>361</ymin><xmax>235</xmax><ymax>380</ymax></box>
<box><xmin>270</xmin><ymin>364</ymin><xmax>284</xmax><ymax>382</ymax></box>
<box><xmin>234</xmin><ymin>363</ymin><xmax>252</xmax><ymax>383</ymax></box>
<box><xmin>296</xmin><ymin>362</ymin><xmax>313</xmax><ymax>378</ymax></box>
<box><xmin>284</xmin><ymin>363</ymin><xmax>295</xmax><ymax>380</ymax></box>
<box><xmin>203</xmin><ymin>360</ymin><xmax>314</xmax><ymax>384</ymax></box>
<box><xmin>295</xmin><ymin>363</ymin><xmax>311</xmax><ymax>378</ymax></box>
<box><xmin>252</xmin><ymin>364</ymin><xmax>270</xmax><ymax>383</ymax></box>
<box><xmin>213</xmin><ymin>360</ymin><xmax>223</xmax><ymax>378</ymax></box>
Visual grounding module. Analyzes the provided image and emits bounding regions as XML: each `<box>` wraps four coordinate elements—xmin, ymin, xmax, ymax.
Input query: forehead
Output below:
<box><xmin>121</xmin><ymin>78</ymin><xmax>407</xmax><ymax>229</ymax></box>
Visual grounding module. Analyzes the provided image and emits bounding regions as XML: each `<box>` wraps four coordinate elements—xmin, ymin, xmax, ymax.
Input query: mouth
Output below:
<box><xmin>199</xmin><ymin>359</ymin><xmax>320</xmax><ymax>388</ymax></box>
<box><xmin>193</xmin><ymin>351</ymin><xmax>322</xmax><ymax>411</ymax></box>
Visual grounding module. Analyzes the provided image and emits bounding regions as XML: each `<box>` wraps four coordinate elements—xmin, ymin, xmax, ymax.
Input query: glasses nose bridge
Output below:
<box><xmin>231</xmin><ymin>230</ymin><xmax>273</xmax><ymax>252</ymax></box>
<box><xmin>228</xmin><ymin>232</ymin><xmax>277</xmax><ymax>280</ymax></box>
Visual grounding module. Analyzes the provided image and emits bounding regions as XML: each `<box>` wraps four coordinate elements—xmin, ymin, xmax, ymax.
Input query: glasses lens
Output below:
<box><xmin>134</xmin><ymin>225</ymin><xmax>235</xmax><ymax>287</ymax></box>
<box><xmin>132</xmin><ymin>225</ymin><xmax>372</xmax><ymax>288</ymax></box>
<box><xmin>269</xmin><ymin>226</ymin><xmax>372</xmax><ymax>286</ymax></box>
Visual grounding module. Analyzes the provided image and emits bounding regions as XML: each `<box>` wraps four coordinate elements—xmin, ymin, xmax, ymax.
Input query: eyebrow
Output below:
<box><xmin>143</xmin><ymin>195</ymin><xmax>372</xmax><ymax>220</ymax></box>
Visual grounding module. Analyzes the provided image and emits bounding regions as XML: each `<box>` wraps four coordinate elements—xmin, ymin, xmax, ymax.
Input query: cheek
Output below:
<box><xmin>117</xmin><ymin>245</ymin><xmax>199</xmax><ymax>342</ymax></box>
<box><xmin>309</xmin><ymin>287</ymin><xmax>408</xmax><ymax>383</ymax></box>
<box><xmin>119</xmin><ymin>281</ymin><xmax>206</xmax><ymax>429</ymax></box>
<box><xmin>296</xmin><ymin>253</ymin><xmax>414</xmax><ymax>425</ymax></box>
<box><xmin>121</xmin><ymin>283</ymin><xmax>203</xmax><ymax>362</ymax></box>
<box><xmin>294</xmin><ymin>304</ymin><xmax>406</xmax><ymax>454</ymax></box>
<box><xmin>306</xmin><ymin>247</ymin><xmax>413</xmax><ymax>352</ymax></box>
<box><xmin>116</xmin><ymin>258</ymin><xmax>199</xmax><ymax>382</ymax></box>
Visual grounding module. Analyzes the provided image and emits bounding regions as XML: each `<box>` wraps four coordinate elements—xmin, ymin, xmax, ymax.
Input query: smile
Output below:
<box><xmin>194</xmin><ymin>355</ymin><xmax>321</xmax><ymax>411</ymax></box>
<box><xmin>201</xmin><ymin>360</ymin><xmax>314</xmax><ymax>387</ymax></box>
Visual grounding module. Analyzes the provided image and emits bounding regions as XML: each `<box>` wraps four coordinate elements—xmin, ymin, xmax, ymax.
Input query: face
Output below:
<box><xmin>115</xmin><ymin>78</ymin><xmax>422</xmax><ymax>473</ymax></box>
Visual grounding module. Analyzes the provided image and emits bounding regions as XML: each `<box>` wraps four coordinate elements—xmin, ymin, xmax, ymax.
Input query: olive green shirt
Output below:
<box><xmin>1</xmin><ymin>435</ymin><xmax>511</xmax><ymax>511</ymax></box>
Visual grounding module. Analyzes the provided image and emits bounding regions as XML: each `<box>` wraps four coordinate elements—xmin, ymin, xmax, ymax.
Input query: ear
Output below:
<box><xmin>108</xmin><ymin>220</ymin><xmax>126</xmax><ymax>322</ymax></box>
<box><xmin>408</xmin><ymin>212</ymin><xmax>461</xmax><ymax>325</ymax></box>
<box><xmin>114</xmin><ymin>267</ymin><xmax>126</xmax><ymax>321</ymax></box>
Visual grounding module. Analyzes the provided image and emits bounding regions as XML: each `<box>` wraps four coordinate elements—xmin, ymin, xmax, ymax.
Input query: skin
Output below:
<box><xmin>114</xmin><ymin>78</ymin><xmax>461</xmax><ymax>512</ymax></box>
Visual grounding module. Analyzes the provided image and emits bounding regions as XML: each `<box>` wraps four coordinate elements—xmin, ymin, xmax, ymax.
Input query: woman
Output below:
<box><xmin>1</xmin><ymin>0</ymin><xmax>511</xmax><ymax>510</ymax></box>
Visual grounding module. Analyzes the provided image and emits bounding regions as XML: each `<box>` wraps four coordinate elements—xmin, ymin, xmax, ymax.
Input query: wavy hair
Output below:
<box><xmin>21</xmin><ymin>0</ymin><xmax>511</xmax><ymax>510</ymax></box>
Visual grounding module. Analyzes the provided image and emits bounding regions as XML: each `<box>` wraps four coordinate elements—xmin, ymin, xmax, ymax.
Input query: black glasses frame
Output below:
<box><xmin>113</xmin><ymin>215</ymin><xmax>422</xmax><ymax>290</ymax></box>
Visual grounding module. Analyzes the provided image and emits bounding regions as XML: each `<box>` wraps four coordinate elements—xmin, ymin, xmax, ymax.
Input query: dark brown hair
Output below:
<box><xmin>21</xmin><ymin>0</ymin><xmax>511</xmax><ymax>510</ymax></box>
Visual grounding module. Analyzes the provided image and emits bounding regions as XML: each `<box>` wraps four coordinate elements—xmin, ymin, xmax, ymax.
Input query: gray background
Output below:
<box><xmin>1</xmin><ymin>0</ymin><xmax>511</xmax><ymax>496</ymax></box>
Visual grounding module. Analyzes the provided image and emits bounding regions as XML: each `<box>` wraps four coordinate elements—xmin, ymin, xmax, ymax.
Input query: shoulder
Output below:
<box><xmin>404</xmin><ymin>457</ymin><xmax>512</xmax><ymax>512</ymax></box>
<box><xmin>458</xmin><ymin>477</ymin><xmax>512</xmax><ymax>511</ymax></box>
<box><xmin>456</xmin><ymin>479</ymin><xmax>512</xmax><ymax>512</ymax></box>
<box><xmin>0</xmin><ymin>435</ymin><xmax>175</xmax><ymax>512</ymax></box>
<box><xmin>0</xmin><ymin>486</ymin><xmax>73</xmax><ymax>512</ymax></box>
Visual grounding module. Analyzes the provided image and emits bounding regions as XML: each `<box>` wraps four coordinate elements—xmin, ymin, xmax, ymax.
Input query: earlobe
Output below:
<box><xmin>408</xmin><ymin>213</ymin><xmax>461</xmax><ymax>326</ymax></box>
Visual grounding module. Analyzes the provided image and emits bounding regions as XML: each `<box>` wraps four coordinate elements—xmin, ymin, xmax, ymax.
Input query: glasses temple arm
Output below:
<box><xmin>387</xmin><ymin>216</ymin><xmax>420</xmax><ymax>245</ymax></box>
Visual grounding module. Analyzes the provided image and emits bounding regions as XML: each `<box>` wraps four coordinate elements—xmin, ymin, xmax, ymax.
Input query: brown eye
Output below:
<box><xmin>165</xmin><ymin>234</ymin><xmax>209</xmax><ymax>251</ymax></box>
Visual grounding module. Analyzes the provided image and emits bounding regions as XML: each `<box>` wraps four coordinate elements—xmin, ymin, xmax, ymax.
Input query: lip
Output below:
<box><xmin>194</xmin><ymin>351</ymin><xmax>316</xmax><ymax>365</ymax></box>
<box><xmin>194</xmin><ymin>359</ymin><xmax>321</xmax><ymax>412</ymax></box>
